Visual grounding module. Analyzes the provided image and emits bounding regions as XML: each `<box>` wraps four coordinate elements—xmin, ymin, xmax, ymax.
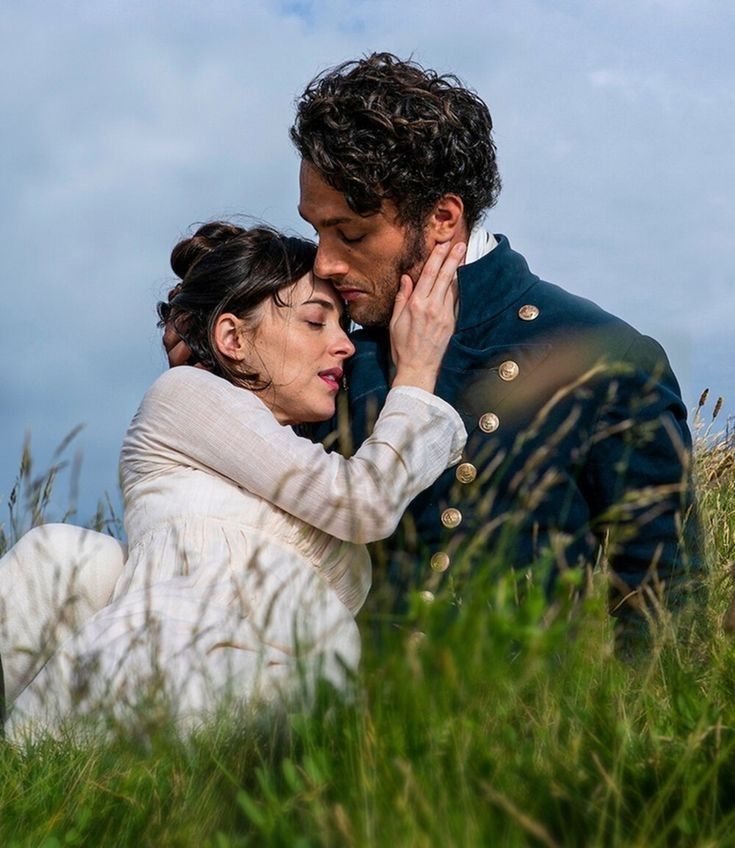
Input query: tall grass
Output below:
<box><xmin>1</xmin><ymin>411</ymin><xmax>734</xmax><ymax>847</ymax></box>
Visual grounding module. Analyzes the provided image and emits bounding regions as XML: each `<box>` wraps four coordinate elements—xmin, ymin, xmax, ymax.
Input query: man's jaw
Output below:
<box><xmin>336</xmin><ymin>274</ymin><xmax>401</xmax><ymax>327</ymax></box>
<box><xmin>346</xmin><ymin>300</ymin><xmax>393</xmax><ymax>328</ymax></box>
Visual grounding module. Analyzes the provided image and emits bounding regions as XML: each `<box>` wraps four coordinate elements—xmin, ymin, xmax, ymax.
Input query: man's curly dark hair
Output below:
<box><xmin>290</xmin><ymin>52</ymin><xmax>501</xmax><ymax>232</ymax></box>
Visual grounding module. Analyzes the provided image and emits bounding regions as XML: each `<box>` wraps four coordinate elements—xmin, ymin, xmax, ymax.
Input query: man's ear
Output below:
<box><xmin>213</xmin><ymin>313</ymin><xmax>248</xmax><ymax>361</ymax></box>
<box><xmin>426</xmin><ymin>194</ymin><xmax>466</xmax><ymax>243</ymax></box>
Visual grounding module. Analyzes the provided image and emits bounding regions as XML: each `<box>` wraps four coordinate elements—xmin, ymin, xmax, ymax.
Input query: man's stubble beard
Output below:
<box><xmin>347</xmin><ymin>225</ymin><xmax>429</xmax><ymax>328</ymax></box>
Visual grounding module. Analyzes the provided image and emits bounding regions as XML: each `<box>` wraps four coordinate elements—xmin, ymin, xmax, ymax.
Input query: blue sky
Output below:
<box><xmin>1</xmin><ymin>0</ymin><xmax>733</xmax><ymax>533</ymax></box>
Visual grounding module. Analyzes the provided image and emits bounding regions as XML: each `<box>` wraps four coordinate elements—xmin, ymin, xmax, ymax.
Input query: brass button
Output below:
<box><xmin>518</xmin><ymin>304</ymin><xmax>540</xmax><ymax>321</ymax></box>
<box><xmin>479</xmin><ymin>412</ymin><xmax>499</xmax><ymax>433</ymax></box>
<box><xmin>431</xmin><ymin>551</ymin><xmax>451</xmax><ymax>572</ymax></box>
<box><xmin>456</xmin><ymin>462</ymin><xmax>477</xmax><ymax>484</ymax></box>
<box><xmin>419</xmin><ymin>590</ymin><xmax>436</xmax><ymax>604</ymax></box>
<box><xmin>498</xmin><ymin>360</ymin><xmax>520</xmax><ymax>381</ymax></box>
<box><xmin>441</xmin><ymin>507</ymin><xmax>462</xmax><ymax>529</ymax></box>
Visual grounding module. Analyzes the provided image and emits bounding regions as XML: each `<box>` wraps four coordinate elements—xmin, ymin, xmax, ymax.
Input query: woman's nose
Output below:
<box><xmin>333</xmin><ymin>329</ymin><xmax>356</xmax><ymax>359</ymax></box>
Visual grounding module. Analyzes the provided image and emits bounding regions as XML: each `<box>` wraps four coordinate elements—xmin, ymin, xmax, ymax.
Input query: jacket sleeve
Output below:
<box><xmin>581</xmin><ymin>334</ymin><xmax>701</xmax><ymax>613</ymax></box>
<box><xmin>123</xmin><ymin>367</ymin><xmax>467</xmax><ymax>545</ymax></box>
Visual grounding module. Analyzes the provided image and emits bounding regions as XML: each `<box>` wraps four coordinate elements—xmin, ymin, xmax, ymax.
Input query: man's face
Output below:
<box><xmin>298</xmin><ymin>161</ymin><xmax>428</xmax><ymax>327</ymax></box>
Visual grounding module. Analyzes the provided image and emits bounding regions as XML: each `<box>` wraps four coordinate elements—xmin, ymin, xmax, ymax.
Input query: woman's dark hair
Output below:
<box><xmin>290</xmin><ymin>52</ymin><xmax>501</xmax><ymax>232</ymax></box>
<box><xmin>157</xmin><ymin>222</ymin><xmax>316</xmax><ymax>388</ymax></box>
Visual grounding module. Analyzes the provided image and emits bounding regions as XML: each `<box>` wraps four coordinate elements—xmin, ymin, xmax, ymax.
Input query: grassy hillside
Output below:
<box><xmin>1</xmin><ymin>417</ymin><xmax>734</xmax><ymax>847</ymax></box>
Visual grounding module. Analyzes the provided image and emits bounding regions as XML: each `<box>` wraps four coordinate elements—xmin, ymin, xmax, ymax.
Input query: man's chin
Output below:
<box><xmin>347</xmin><ymin>299</ymin><xmax>392</xmax><ymax>328</ymax></box>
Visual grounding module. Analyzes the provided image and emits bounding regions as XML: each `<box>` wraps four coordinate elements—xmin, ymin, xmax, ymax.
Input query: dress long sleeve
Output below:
<box><xmin>121</xmin><ymin>367</ymin><xmax>466</xmax><ymax>544</ymax></box>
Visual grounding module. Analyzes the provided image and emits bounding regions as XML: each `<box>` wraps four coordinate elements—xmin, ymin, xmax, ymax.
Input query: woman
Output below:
<box><xmin>3</xmin><ymin>222</ymin><xmax>467</xmax><ymax>737</ymax></box>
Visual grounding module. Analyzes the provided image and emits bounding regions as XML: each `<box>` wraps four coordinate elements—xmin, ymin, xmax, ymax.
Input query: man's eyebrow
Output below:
<box><xmin>297</xmin><ymin>207</ymin><xmax>354</xmax><ymax>228</ymax></box>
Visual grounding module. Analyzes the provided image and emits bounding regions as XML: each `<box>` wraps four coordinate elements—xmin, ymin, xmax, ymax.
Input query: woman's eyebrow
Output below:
<box><xmin>300</xmin><ymin>298</ymin><xmax>336</xmax><ymax>309</ymax></box>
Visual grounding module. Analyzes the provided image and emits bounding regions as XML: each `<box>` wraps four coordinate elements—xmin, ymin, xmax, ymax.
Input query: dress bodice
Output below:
<box><xmin>115</xmin><ymin>367</ymin><xmax>465</xmax><ymax>617</ymax></box>
<box><xmin>118</xmin><ymin>461</ymin><xmax>372</xmax><ymax>615</ymax></box>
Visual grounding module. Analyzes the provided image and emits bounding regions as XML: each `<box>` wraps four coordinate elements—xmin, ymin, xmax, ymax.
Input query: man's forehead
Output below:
<box><xmin>298</xmin><ymin>163</ymin><xmax>353</xmax><ymax>221</ymax></box>
<box><xmin>298</xmin><ymin>160</ymin><xmax>403</xmax><ymax>230</ymax></box>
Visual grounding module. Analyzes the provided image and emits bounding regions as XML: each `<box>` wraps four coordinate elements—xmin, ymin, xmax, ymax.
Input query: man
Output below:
<box><xmin>291</xmin><ymin>53</ymin><xmax>701</xmax><ymax>626</ymax></box>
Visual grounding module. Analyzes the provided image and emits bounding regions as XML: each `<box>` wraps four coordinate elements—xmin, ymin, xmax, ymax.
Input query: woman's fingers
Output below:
<box><xmin>413</xmin><ymin>241</ymin><xmax>466</xmax><ymax>300</ymax></box>
<box><xmin>412</xmin><ymin>241</ymin><xmax>452</xmax><ymax>298</ymax></box>
<box><xmin>429</xmin><ymin>242</ymin><xmax>465</xmax><ymax>305</ymax></box>
<box><xmin>438</xmin><ymin>242</ymin><xmax>465</xmax><ymax>303</ymax></box>
<box><xmin>389</xmin><ymin>275</ymin><xmax>414</xmax><ymax>328</ymax></box>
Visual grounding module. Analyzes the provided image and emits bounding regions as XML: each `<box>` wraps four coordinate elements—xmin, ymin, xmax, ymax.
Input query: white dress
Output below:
<box><xmin>0</xmin><ymin>525</ymin><xmax>126</xmax><ymax>704</ymax></box>
<box><xmin>7</xmin><ymin>367</ymin><xmax>466</xmax><ymax>737</ymax></box>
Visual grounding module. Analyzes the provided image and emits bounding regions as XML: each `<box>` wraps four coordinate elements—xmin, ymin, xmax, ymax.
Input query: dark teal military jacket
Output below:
<box><xmin>336</xmin><ymin>235</ymin><xmax>700</xmax><ymax>616</ymax></box>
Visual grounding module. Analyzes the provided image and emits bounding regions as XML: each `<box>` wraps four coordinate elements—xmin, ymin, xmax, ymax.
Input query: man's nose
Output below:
<box><xmin>314</xmin><ymin>244</ymin><xmax>349</xmax><ymax>280</ymax></box>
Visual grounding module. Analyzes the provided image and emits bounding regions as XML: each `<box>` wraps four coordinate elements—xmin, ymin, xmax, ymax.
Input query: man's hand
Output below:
<box><xmin>162</xmin><ymin>322</ymin><xmax>194</xmax><ymax>368</ymax></box>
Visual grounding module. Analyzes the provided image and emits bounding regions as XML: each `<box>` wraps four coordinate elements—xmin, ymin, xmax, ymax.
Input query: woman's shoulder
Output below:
<box><xmin>148</xmin><ymin>365</ymin><xmax>220</xmax><ymax>392</ymax></box>
<box><xmin>140</xmin><ymin>367</ymin><xmax>268</xmax><ymax>418</ymax></box>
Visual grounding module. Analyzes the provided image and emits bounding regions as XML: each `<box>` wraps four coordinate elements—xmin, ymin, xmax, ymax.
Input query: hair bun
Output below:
<box><xmin>170</xmin><ymin>221</ymin><xmax>246</xmax><ymax>280</ymax></box>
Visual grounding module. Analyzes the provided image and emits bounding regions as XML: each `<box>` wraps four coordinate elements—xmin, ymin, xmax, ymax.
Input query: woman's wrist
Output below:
<box><xmin>391</xmin><ymin>366</ymin><xmax>438</xmax><ymax>393</ymax></box>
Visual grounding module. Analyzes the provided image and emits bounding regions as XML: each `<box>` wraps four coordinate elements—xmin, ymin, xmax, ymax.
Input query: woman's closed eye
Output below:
<box><xmin>299</xmin><ymin>296</ymin><xmax>341</xmax><ymax>328</ymax></box>
<box><xmin>302</xmin><ymin>306</ymin><xmax>328</xmax><ymax>328</ymax></box>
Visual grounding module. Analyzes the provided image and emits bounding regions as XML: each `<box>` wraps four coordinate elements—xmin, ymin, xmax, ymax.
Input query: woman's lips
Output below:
<box><xmin>318</xmin><ymin>368</ymin><xmax>343</xmax><ymax>391</ymax></box>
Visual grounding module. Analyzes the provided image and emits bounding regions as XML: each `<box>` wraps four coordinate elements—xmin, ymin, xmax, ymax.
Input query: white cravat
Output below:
<box><xmin>464</xmin><ymin>226</ymin><xmax>497</xmax><ymax>265</ymax></box>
